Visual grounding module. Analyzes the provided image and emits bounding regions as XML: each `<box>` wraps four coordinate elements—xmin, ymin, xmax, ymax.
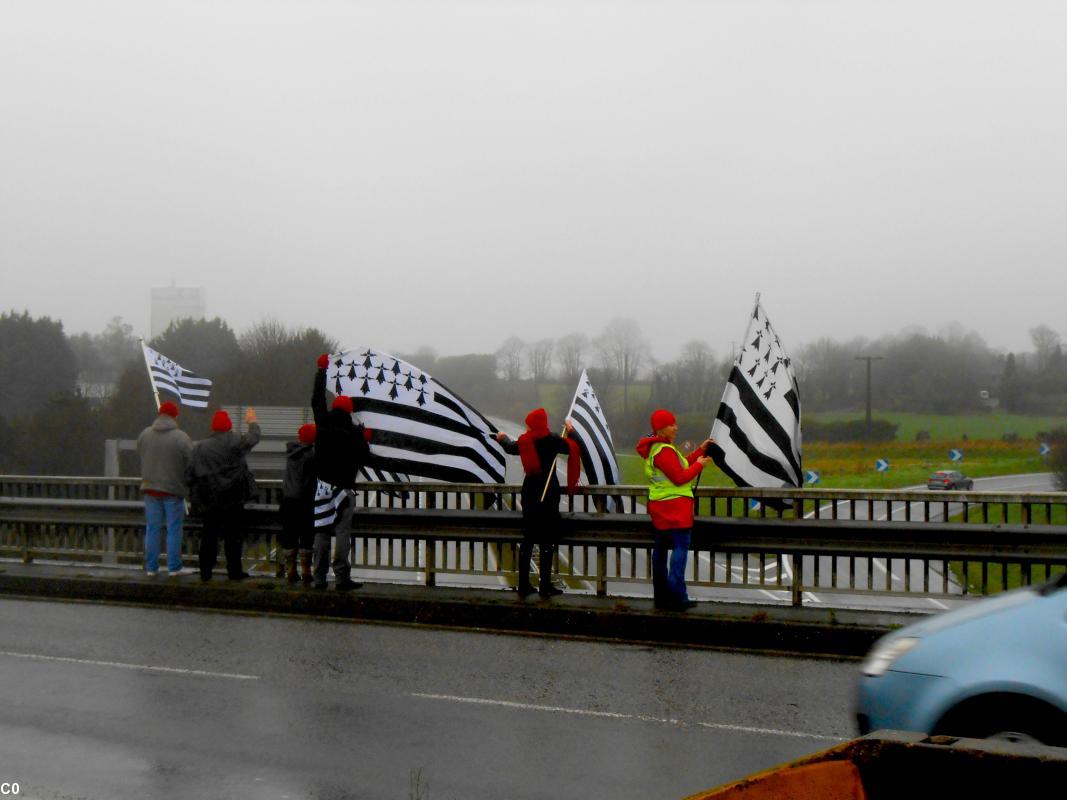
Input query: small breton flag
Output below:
<box><xmin>313</xmin><ymin>480</ymin><xmax>349</xmax><ymax>528</ymax></box>
<box><xmin>142</xmin><ymin>343</ymin><xmax>213</xmax><ymax>409</ymax></box>
<box><xmin>708</xmin><ymin>295</ymin><xmax>803</xmax><ymax>489</ymax></box>
<box><xmin>566</xmin><ymin>369</ymin><xmax>622</xmax><ymax>508</ymax></box>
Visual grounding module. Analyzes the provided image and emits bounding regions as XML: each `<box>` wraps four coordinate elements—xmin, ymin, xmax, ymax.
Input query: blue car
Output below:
<box><xmin>856</xmin><ymin>573</ymin><xmax>1067</xmax><ymax>745</ymax></box>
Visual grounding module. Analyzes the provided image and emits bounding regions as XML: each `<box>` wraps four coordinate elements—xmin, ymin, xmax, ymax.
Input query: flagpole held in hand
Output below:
<box><xmin>140</xmin><ymin>338</ymin><xmax>162</xmax><ymax>411</ymax></box>
<box><xmin>540</xmin><ymin>421</ymin><xmax>573</xmax><ymax>504</ymax></box>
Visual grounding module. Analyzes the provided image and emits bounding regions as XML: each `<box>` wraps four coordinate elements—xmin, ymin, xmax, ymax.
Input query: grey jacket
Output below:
<box><xmin>137</xmin><ymin>414</ymin><xmax>194</xmax><ymax>497</ymax></box>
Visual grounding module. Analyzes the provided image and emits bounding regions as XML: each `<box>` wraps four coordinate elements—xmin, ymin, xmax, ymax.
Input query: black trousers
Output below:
<box><xmin>278</xmin><ymin>498</ymin><xmax>315</xmax><ymax>551</ymax></box>
<box><xmin>198</xmin><ymin>506</ymin><xmax>245</xmax><ymax>578</ymax></box>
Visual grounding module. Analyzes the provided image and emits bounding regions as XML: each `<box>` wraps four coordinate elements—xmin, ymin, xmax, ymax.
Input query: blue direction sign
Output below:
<box><xmin>1040</xmin><ymin>442</ymin><xmax>1051</xmax><ymax>456</ymax></box>
<box><xmin>748</xmin><ymin>498</ymin><xmax>761</xmax><ymax>512</ymax></box>
<box><xmin>949</xmin><ymin>448</ymin><xmax>963</xmax><ymax>462</ymax></box>
<box><xmin>805</xmin><ymin>469</ymin><xmax>821</xmax><ymax>485</ymax></box>
<box><xmin>875</xmin><ymin>458</ymin><xmax>890</xmax><ymax>473</ymax></box>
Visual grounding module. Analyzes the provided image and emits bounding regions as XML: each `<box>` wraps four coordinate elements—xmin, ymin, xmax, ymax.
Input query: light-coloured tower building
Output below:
<box><xmin>150</xmin><ymin>285</ymin><xmax>206</xmax><ymax>338</ymax></box>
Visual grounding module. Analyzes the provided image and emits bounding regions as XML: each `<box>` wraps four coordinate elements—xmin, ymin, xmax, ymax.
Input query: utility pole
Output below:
<box><xmin>855</xmin><ymin>355</ymin><xmax>883</xmax><ymax>434</ymax></box>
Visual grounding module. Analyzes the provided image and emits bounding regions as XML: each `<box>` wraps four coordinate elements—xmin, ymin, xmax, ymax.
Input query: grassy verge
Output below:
<box><xmin>808</xmin><ymin>411</ymin><xmax>1064</xmax><ymax>441</ymax></box>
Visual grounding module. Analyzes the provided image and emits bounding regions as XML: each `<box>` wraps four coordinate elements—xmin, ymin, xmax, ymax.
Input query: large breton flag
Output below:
<box><xmin>566</xmin><ymin>370</ymin><xmax>621</xmax><ymax>506</ymax></box>
<box><xmin>142</xmin><ymin>343</ymin><xmax>213</xmax><ymax>409</ymax></box>
<box><xmin>708</xmin><ymin>296</ymin><xmax>802</xmax><ymax>489</ymax></box>
<box><xmin>326</xmin><ymin>348</ymin><xmax>506</xmax><ymax>484</ymax></box>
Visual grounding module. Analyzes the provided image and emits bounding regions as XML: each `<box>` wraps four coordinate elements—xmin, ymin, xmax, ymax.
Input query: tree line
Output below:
<box><xmin>1</xmin><ymin>309</ymin><xmax>1065</xmax><ymax>476</ymax></box>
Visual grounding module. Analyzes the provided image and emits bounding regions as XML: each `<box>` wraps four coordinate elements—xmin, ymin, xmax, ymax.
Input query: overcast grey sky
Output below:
<box><xmin>3</xmin><ymin>0</ymin><xmax>1065</xmax><ymax>363</ymax></box>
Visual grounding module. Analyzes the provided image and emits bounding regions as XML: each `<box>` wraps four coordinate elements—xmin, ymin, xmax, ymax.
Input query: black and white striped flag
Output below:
<box><xmin>313</xmin><ymin>480</ymin><xmax>349</xmax><ymax>528</ymax></box>
<box><xmin>327</xmin><ymin>348</ymin><xmax>506</xmax><ymax>484</ymax></box>
<box><xmin>708</xmin><ymin>297</ymin><xmax>802</xmax><ymax>489</ymax></box>
<box><xmin>142</xmin><ymin>343</ymin><xmax>212</xmax><ymax>408</ymax></box>
<box><xmin>566</xmin><ymin>370</ymin><xmax>621</xmax><ymax>507</ymax></box>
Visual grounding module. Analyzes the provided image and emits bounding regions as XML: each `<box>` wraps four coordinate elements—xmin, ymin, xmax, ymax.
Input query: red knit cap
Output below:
<box><xmin>297</xmin><ymin>423</ymin><xmax>317</xmax><ymax>444</ymax></box>
<box><xmin>211</xmin><ymin>410</ymin><xmax>233</xmax><ymax>432</ymax></box>
<box><xmin>332</xmin><ymin>396</ymin><xmax>353</xmax><ymax>414</ymax></box>
<box><xmin>650</xmin><ymin>409</ymin><xmax>676</xmax><ymax>432</ymax></box>
<box><xmin>525</xmin><ymin>407</ymin><xmax>550</xmax><ymax>437</ymax></box>
<box><xmin>158</xmin><ymin>401</ymin><xmax>179</xmax><ymax>418</ymax></box>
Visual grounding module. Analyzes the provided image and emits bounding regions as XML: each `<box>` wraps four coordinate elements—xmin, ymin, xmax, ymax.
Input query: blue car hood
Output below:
<box><xmin>900</xmin><ymin>587</ymin><xmax>1038</xmax><ymax>638</ymax></box>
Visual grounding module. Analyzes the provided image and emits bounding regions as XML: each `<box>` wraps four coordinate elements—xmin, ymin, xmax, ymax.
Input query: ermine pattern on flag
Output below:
<box><xmin>327</xmin><ymin>348</ymin><xmax>506</xmax><ymax>484</ymax></box>
<box><xmin>143</xmin><ymin>344</ymin><xmax>212</xmax><ymax>408</ymax></box>
<box><xmin>708</xmin><ymin>300</ymin><xmax>802</xmax><ymax>488</ymax></box>
<box><xmin>566</xmin><ymin>370</ymin><xmax>621</xmax><ymax>508</ymax></box>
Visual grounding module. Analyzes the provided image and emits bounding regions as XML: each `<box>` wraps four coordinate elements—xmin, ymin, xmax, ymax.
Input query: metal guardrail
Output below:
<box><xmin>2</xmin><ymin>476</ymin><xmax>1067</xmax><ymax>607</ymax></box>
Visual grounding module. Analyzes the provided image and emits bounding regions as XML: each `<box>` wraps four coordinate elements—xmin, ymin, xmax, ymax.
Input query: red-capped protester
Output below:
<box><xmin>635</xmin><ymin>409</ymin><xmax>713</xmax><ymax>611</ymax></box>
<box><xmin>278</xmin><ymin>423</ymin><xmax>318</xmax><ymax>585</ymax></box>
<box><xmin>495</xmin><ymin>408</ymin><xmax>582</xmax><ymax>598</ymax></box>
<box><xmin>312</xmin><ymin>353</ymin><xmax>372</xmax><ymax>591</ymax></box>
<box><xmin>186</xmin><ymin>407</ymin><xmax>262</xmax><ymax>581</ymax></box>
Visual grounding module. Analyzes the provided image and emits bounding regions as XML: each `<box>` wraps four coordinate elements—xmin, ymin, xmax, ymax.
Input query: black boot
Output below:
<box><xmin>516</xmin><ymin>540</ymin><xmax>536</xmax><ymax>596</ymax></box>
<box><xmin>538</xmin><ymin>544</ymin><xmax>562</xmax><ymax>597</ymax></box>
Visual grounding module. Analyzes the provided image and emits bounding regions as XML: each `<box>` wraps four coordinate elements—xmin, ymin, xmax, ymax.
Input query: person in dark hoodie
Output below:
<box><xmin>312</xmin><ymin>354</ymin><xmax>372</xmax><ymax>591</ymax></box>
<box><xmin>137</xmin><ymin>401</ymin><xmax>193</xmax><ymax>577</ymax></box>
<box><xmin>187</xmin><ymin>408</ymin><xmax>261</xmax><ymax>581</ymax></box>
<box><xmin>279</xmin><ymin>423</ymin><xmax>318</xmax><ymax>586</ymax></box>
<box><xmin>495</xmin><ymin>408</ymin><xmax>582</xmax><ymax>598</ymax></box>
<box><xmin>636</xmin><ymin>409</ymin><xmax>713</xmax><ymax>611</ymax></box>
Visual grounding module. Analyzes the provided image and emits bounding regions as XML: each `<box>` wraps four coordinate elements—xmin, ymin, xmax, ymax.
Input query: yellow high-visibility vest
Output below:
<box><xmin>645</xmin><ymin>442</ymin><xmax>695</xmax><ymax>502</ymax></box>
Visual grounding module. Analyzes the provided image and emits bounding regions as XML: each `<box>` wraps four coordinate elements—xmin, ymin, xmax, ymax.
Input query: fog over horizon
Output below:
<box><xmin>3</xmin><ymin>1</ymin><xmax>1065</xmax><ymax>363</ymax></box>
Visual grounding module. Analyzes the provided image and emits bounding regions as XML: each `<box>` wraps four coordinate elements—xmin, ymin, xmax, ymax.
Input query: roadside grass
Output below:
<box><xmin>808</xmin><ymin>411</ymin><xmax>1065</xmax><ymax>441</ymax></box>
<box><xmin>617</xmin><ymin>441</ymin><xmax>1047</xmax><ymax>490</ymax></box>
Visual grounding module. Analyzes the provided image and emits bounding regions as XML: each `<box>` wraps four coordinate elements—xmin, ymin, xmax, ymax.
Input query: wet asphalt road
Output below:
<box><xmin>0</xmin><ymin>598</ymin><xmax>855</xmax><ymax>800</ymax></box>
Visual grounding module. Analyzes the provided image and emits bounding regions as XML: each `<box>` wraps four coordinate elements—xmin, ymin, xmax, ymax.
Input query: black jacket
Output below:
<box><xmin>499</xmin><ymin>433</ymin><xmax>571</xmax><ymax>519</ymax></box>
<box><xmin>186</xmin><ymin>423</ymin><xmax>261</xmax><ymax>513</ymax></box>
<box><xmin>282</xmin><ymin>441</ymin><xmax>318</xmax><ymax>502</ymax></box>
<box><xmin>312</xmin><ymin>368</ymin><xmax>370</xmax><ymax>489</ymax></box>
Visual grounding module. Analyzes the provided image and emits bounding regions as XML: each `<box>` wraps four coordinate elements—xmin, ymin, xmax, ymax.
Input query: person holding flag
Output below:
<box><xmin>495</xmin><ymin>408</ymin><xmax>582</xmax><ymax>599</ymax></box>
<box><xmin>136</xmin><ymin>400</ymin><xmax>193</xmax><ymax>576</ymax></box>
<box><xmin>636</xmin><ymin>409</ymin><xmax>713</xmax><ymax>611</ymax></box>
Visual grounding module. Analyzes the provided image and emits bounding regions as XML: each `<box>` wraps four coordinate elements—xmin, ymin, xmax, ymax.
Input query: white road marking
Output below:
<box><xmin>410</xmin><ymin>693</ymin><xmax>843</xmax><ymax>742</ymax></box>
<box><xmin>0</xmin><ymin>650</ymin><xmax>260</xmax><ymax>680</ymax></box>
<box><xmin>927</xmin><ymin>599</ymin><xmax>949</xmax><ymax>610</ymax></box>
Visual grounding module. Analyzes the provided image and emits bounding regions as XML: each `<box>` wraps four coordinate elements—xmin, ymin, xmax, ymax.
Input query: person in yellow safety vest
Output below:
<box><xmin>635</xmin><ymin>409</ymin><xmax>714</xmax><ymax>611</ymax></box>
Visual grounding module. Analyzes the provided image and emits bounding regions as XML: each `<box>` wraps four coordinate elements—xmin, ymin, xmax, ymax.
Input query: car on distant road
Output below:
<box><xmin>856</xmin><ymin>572</ymin><xmax>1067</xmax><ymax>746</ymax></box>
<box><xmin>926</xmin><ymin>470</ymin><xmax>974</xmax><ymax>490</ymax></box>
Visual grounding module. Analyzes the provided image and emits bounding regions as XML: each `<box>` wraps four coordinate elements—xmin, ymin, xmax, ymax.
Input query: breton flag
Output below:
<box><xmin>566</xmin><ymin>370</ymin><xmax>622</xmax><ymax>507</ymax></box>
<box><xmin>708</xmin><ymin>296</ymin><xmax>803</xmax><ymax>489</ymax></box>
<box><xmin>141</xmin><ymin>342</ymin><xmax>212</xmax><ymax>409</ymax></box>
<box><xmin>326</xmin><ymin>348</ymin><xmax>506</xmax><ymax>484</ymax></box>
<box><xmin>313</xmin><ymin>480</ymin><xmax>349</xmax><ymax>528</ymax></box>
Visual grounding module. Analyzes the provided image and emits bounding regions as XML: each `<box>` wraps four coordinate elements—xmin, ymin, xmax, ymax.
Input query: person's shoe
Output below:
<box><xmin>166</xmin><ymin>567</ymin><xmax>187</xmax><ymax>577</ymax></box>
<box><xmin>312</xmin><ymin>581</ymin><xmax>327</xmax><ymax>590</ymax></box>
<box><xmin>334</xmin><ymin>578</ymin><xmax>363</xmax><ymax>591</ymax></box>
<box><xmin>516</xmin><ymin>583</ymin><xmax>537</xmax><ymax>597</ymax></box>
<box><xmin>145</xmin><ymin>570</ymin><xmax>158</xmax><ymax>577</ymax></box>
<box><xmin>301</xmin><ymin>574</ymin><xmax>314</xmax><ymax>587</ymax></box>
<box><xmin>228</xmin><ymin>572</ymin><xmax>251</xmax><ymax>581</ymax></box>
<box><xmin>539</xmin><ymin>586</ymin><xmax>564</xmax><ymax>598</ymax></box>
<box><xmin>199</xmin><ymin>573</ymin><xmax>212</xmax><ymax>582</ymax></box>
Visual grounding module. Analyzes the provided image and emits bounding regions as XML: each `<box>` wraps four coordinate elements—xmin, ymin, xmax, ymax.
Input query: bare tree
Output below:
<box><xmin>594</xmin><ymin>318</ymin><xmax>649</xmax><ymax>414</ymax></box>
<box><xmin>1030</xmin><ymin>324</ymin><xmax>1061</xmax><ymax>370</ymax></box>
<box><xmin>527</xmin><ymin>338</ymin><xmax>555</xmax><ymax>385</ymax></box>
<box><xmin>556</xmin><ymin>332</ymin><xmax>589</xmax><ymax>385</ymax></box>
<box><xmin>496</xmin><ymin>336</ymin><xmax>526</xmax><ymax>381</ymax></box>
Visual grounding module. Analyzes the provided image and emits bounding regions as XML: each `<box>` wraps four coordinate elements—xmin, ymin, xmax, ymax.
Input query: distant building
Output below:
<box><xmin>150</xmin><ymin>285</ymin><xmax>206</xmax><ymax>338</ymax></box>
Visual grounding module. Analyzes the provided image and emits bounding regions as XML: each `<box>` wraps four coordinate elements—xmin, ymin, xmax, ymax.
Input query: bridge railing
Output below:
<box><xmin>2</xmin><ymin>476</ymin><xmax>1066</xmax><ymax>607</ymax></box>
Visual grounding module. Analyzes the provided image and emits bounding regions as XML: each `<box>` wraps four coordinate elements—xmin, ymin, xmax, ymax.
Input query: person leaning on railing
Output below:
<box><xmin>636</xmin><ymin>409</ymin><xmax>713</xmax><ymax>611</ymax></box>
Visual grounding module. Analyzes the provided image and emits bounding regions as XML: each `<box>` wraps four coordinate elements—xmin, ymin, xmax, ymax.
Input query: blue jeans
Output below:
<box><xmin>144</xmin><ymin>495</ymin><xmax>185</xmax><ymax>572</ymax></box>
<box><xmin>652</xmin><ymin>528</ymin><xmax>691</xmax><ymax>605</ymax></box>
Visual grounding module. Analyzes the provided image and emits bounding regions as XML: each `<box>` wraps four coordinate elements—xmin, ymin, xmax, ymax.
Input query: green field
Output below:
<box><xmin>808</xmin><ymin>411</ymin><xmax>1065</xmax><ymax>441</ymax></box>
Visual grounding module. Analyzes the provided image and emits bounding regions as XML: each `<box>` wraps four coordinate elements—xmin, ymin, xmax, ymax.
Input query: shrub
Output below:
<box><xmin>804</xmin><ymin>418</ymin><xmax>898</xmax><ymax>443</ymax></box>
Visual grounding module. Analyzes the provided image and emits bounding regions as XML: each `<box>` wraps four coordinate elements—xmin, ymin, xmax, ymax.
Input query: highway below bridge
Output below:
<box><xmin>0</xmin><ymin>597</ymin><xmax>853</xmax><ymax>800</ymax></box>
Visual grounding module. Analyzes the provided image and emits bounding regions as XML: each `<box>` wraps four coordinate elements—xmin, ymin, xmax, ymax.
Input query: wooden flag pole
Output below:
<box><xmin>140</xmin><ymin>338</ymin><xmax>162</xmax><ymax>412</ymax></box>
<box><xmin>539</xmin><ymin>423</ymin><xmax>570</xmax><ymax>504</ymax></box>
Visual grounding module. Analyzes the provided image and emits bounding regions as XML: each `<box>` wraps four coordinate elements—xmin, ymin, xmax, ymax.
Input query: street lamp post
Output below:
<box><xmin>855</xmin><ymin>355</ymin><xmax>883</xmax><ymax>435</ymax></box>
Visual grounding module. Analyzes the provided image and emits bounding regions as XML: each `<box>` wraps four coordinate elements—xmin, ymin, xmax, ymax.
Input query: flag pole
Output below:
<box><xmin>539</xmin><ymin>423</ymin><xmax>569</xmax><ymax>504</ymax></box>
<box><xmin>140</xmin><ymin>338</ymin><xmax>162</xmax><ymax>411</ymax></box>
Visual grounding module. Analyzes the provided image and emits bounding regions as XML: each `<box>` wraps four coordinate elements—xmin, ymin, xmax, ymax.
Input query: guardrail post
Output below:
<box><xmin>424</xmin><ymin>538</ymin><xmax>436</xmax><ymax>587</ymax></box>
<box><xmin>791</xmin><ymin>554</ymin><xmax>803</xmax><ymax>608</ymax></box>
<box><xmin>596</xmin><ymin>546</ymin><xmax>607</xmax><ymax>596</ymax></box>
<box><xmin>20</xmin><ymin>523</ymin><xmax>32</xmax><ymax>564</ymax></box>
